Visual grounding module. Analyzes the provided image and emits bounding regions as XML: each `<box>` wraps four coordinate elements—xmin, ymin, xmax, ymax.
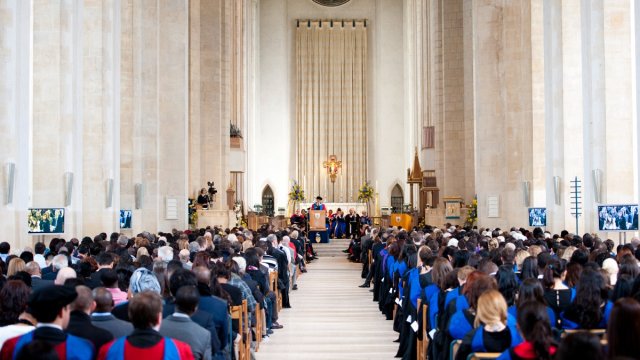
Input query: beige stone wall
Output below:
<box><xmin>471</xmin><ymin>0</ymin><xmax>533</xmax><ymax>229</ymax></box>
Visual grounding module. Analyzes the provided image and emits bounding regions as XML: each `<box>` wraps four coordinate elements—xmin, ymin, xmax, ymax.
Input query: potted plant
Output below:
<box><xmin>230</xmin><ymin>123</ymin><xmax>243</xmax><ymax>148</ymax></box>
<box><xmin>357</xmin><ymin>181</ymin><xmax>375</xmax><ymax>215</ymax></box>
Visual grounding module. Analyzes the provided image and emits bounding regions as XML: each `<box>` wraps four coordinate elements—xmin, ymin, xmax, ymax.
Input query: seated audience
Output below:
<box><xmin>455</xmin><ymin>290</ymin><xmax>522</xmax><ymax>360</ymax></box>
<box><xmin>0</xmin><ymin>285</ymin><xmax>95</xmax><ymax>360</ymax></box>
<box><xmin>91</xmin><ymin>287</ymin><xmax>134</xmax><ymax>338</ymax></box>
<box><xmin>497</xmin><ymin>301</ymin><xmax>557</xmax><ymax>360</ymax></box>
<box><xmin>98</xmin><ymin>291</ymin><xmax>194</xmax><ymax>360</ymax></box>
<box><xmin>607</xmin><ymin>297</ymin><xmax>640</xmax><ymax>359</ymax></box>
<box><xmin>160</xmin><ymin>286</ymin><xmax>212</xmax><ymax>360</ymax></box>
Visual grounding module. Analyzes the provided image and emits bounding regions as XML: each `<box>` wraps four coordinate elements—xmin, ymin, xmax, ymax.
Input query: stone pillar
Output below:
<box><xmin>120</xmin><ymin>0</ymin><xmax>189</xmax><ymax>233</ymax></box>
<box><xmin>189</xmin><ymin>0</ymin><xmax>231</xmax><ymax>212</ymax></box>
<box><xmin>472</xmin><ymin>0</ymin><xmax>533</xmax><ymax>229</ymax></box>
<box><xmin>0</xmin><ymin>0</ymin><xmax>32</xmax><ymax>249</ymax></box>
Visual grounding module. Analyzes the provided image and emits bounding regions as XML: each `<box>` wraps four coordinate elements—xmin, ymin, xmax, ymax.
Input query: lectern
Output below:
<box><xmin>308</xmin><ymin>210</ymin><xmax>328</xmax><ymax>243</ymax></box>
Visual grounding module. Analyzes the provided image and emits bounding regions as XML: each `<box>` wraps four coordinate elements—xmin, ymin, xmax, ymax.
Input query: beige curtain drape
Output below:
<box><xmin>295</xmin><ymin>20</ymin><xmax>368</xmax><ymax>202</ymax></box>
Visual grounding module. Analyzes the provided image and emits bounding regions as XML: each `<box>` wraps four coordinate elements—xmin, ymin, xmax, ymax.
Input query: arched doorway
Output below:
<box><xmin>261</xmin><ymin>186</ymin><xmax>275</xmax><ymax>217</ymax></box>
<box><xmin>390</xmin><ymin>184</ymin><xmax>404</xmax><ymax>212</ymax></box>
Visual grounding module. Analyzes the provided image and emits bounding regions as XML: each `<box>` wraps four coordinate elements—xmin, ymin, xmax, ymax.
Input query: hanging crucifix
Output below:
<box><xmin>323</xmin><ymin>155</ymin><xmax>342</xmax><ymax>202</ymax></box>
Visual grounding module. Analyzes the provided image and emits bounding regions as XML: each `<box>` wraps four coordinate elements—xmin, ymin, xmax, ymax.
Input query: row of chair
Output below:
<box><xmin>229</xmin><ymin>270</ymin><xmax>284</xmax><ymax>360</ymax></box>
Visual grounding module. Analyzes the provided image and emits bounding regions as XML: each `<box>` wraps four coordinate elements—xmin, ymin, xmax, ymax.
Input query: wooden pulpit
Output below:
<box><xmin>309</xmin><ymin>210</ymin><xmax>326</xmax><ymax>231</ymax></box>
<box><xmin>390</xmin><ymin>213</ymin><xmax>413</xmax><ymax>230</ymax></box>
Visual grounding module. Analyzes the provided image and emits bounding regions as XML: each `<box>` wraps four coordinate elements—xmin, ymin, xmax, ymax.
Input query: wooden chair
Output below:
<box><xmin>418</xmin><ymin>301</ymin><xmax>429</xmax><ymax>360</ymax></box>
<box><xmin>230</xmin><ymin>302</ymin><xmax>247</xmax><ymax>360</ymax></box>
<box><xmin>449</xmin><ymin>340</ymin><xmax>462</xmax><ymax>360</ymax></box>
<box><xmin>241</xmin><ymin>300</ymin><xmax>250</xmax><ymax>358</ymax></box>
<box><xmin>561</xmin><ymin>329</ymin><xmax>607</xmax><ymax>338</ymax></box>
<box><xmin>269</xmin><ymin>271</ymin><xmax>282</xmax><ymax>312</ymax></box>
<box><xmin>416</xmin><ymin>299</ymin><xmax>423</xmax><ymax>360</ymax></box>
<box><xmin>253</xmin><ymin>302</ymin><xmax>263</xmax><ymax>351</ymax></box>
<box><xmin>466</xmin><ymin>353</ymin><xmax>501</xmax><ymax>360</ymax></box>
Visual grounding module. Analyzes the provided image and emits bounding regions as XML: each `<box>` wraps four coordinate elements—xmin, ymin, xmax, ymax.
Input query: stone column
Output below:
<box><xmin>0</xmin><ymin>0</ymin><xmax>32</xmax><ymax>249</ymax></box>
<box><xmin>472</xmin><ymin>0</ymin><xmax>533</xmax><ymax>229</ymax></box>
<box><xmin>121</xmin><ymin>0</ymin><xmax>189</xmax><ymax>233</ymax></box>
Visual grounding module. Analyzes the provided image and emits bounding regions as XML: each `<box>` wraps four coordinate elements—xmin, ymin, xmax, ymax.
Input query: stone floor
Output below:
<box><xmin>257</xmin><ymin>239</ymin><xmax>397</xmax><ymax>359</ymax></box>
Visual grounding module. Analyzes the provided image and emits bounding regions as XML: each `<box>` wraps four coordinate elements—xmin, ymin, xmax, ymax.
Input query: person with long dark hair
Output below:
<box><xmin>554</xmin><ymin>332</ymin><xmax>604</xmax><ymax>360</ymax></box>
<box><xmin>606</xmin><ymin>297</ymin><xmax>640</xmax><ymax>359</ymax></box>
<box><xmin>423</xmin><ymin>257</ymin><xmax>453</xmax><ymax>359</ymax></box>
<box><xmin>0</xmin><ymin>280</ymin><xmax>31</xmax><ymax>326</ymax></box>
<box><xmin>518</xmin><ymin>256</ymin><xmax>538</xmax><ymax>281</ymax></box>
<box><xmin>394</xmin><ymin>244</ymin><xmax>419</xmax><ymax>359</ymax></box>
<box><xmin>541</xmin><ymin>259</ymin><xmax>574</xmax><ymax>321</ymax></box>
<box><xmin>496</xmin><ymin>301</ymin><xmax>557</xmax><ymax>360</ymax></box>
<box><xmin>561</xmin><ymin>268</ymin><xmax>612</xmax><ymax>329</ymax></box>
<box><xmin>496</xmin><ymin>265</ymin><xmax>518</xmax><ymax>307</ymax></box>
<box><xmin>508</xmin><ymin>278</ymin><xmax>556</xmax><ymax>327</ymax></box>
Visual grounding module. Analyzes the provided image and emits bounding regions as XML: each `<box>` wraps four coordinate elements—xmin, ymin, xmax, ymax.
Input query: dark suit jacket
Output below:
<box><xmin>268</xmin><ymin>247</ymin><xmax>288</xmax><ymax>286</ymax></box>
<box><xmin>30</xmin><ymin>276</ymin><xmax>54</xmax><ymax>290</ymax></box>
<box><xmin>111</xmin><ymin>302</ymin><xmax>130</xmax><ymax>322</ymax></box>
<box><xmin>196</xmin><ymin>285</ymin><xmax>231</xmax><ymax>352</ymax></box>
<box><xmin>66</xmin><ymin>311</ymin><xmax>114</xmax><ymax>351</ymax></box>
<box><xmin>91</xmin><ymin>313</ymin><xmax>134</xmax><ymax>339</ymax></box>
<box><xmin>87</xmin><ymin>268</ymin><xmax>111</xmax><ymax>289</ymax></box>
<box><xmin>160</xmin><ymin>315</ymin><xmax>212</xmax><ymax>360</ymax></box>
<box><xmin>41</xmin><ymin>265</ymin><xmax>53</xmax><ymax>276</ymax></box>
<box><xmin>42</xmin><ymin>270</ymin><xmax>58</xmax><ymax>281</ymax></box>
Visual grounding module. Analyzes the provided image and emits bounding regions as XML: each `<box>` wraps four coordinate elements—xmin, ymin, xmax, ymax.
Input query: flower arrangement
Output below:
<box><xmin>288</xmin><ymin>181</ymin><xmax>306</xmax><ymax>202</ymax></box>
<box><xmin>357</xmin><ymin>181</ymin><xmax>375</xmax><ymax>203</ymax></box>
<box><xmin>188</xmin><ymin>198</ymin><xmax>198</xmax><ymax>228</ymax></box>
<box><xmin>230</xmin><ymin>123</ymin><xmax>243</xmax><ymax>138</ymax></box>
<box><xmin>465</xmin><ymin>195</ymin><xmax>478</xmax><ymax>226</ymax></box>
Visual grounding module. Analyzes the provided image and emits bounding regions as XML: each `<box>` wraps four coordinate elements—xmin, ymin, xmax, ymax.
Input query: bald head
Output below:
<box><xmin>92</xmin><ymin>287</ymin><xmax>114</xmax><ymax>312</ymax></box>
<box><xmin>193</xmin><ymin>266</ymin><xmax>211</xmax><ymax>285</ymax></box>
<box><xmin>71</xmin><ymin>285</ymin><xmax>94</xmax><ymax>314</ymax></box>
<box><xmin>54</xmin><ymin>267</ymin><xmax>77</xmax><ymax>285</ymax></box>
<box><xmin>25</xmin><ymin>261</ymin><xmax>41</xmax><ymax>276</ymax></box>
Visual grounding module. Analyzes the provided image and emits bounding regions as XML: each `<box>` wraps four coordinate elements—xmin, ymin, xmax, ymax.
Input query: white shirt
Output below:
<box><xmin>34</xmin><ymin>254</ymin><xmax>47</xmax><ymax>269</ymax></box>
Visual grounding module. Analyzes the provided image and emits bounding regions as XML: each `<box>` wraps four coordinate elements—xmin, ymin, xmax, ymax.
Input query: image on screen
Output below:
<box><xmin>120</xmin><ymin>210</ymin><xmax>132</xmax><ymax>229</ymax></box>
<box><xmin>528</xmin><ymin>208</ymin><xmax>547</xmax><ymax>227</ymax></box>
<box><xmin>598</xmin><ymin>205</ymin><xmax>639</xmax><ymax>231</ymax></box>
<box><xmin>28</xmin><ymin>208</ymin><xmax>65</xmax><ymax>234</ymax></box>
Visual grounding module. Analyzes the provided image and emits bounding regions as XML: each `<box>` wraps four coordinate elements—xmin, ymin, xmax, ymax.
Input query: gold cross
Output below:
<box><xmin>322</xmin><ymin>155</ymin><xmax>342</xmax><ymax>183</ymax></box>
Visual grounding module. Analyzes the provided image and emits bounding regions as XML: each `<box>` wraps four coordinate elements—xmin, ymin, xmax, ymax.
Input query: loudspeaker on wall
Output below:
<box><xmin>106</xmin><ymin>179</ymin><xmax>114</xmax><ymax>208</ymax></box>
<box><xmin>135</xmin><ymin>183</ymin><xmax>143</xmax><ymax>209</ymax></box>
<box><xmin>5</xmin><ymin>163</ymin><xmax>15</xmax><ymax>205</ymax></box>
<box><xmin>553</xmin><ymin>176</ymin><xmax>561</xmax><ymax>205</ymax></box>
<box><xmin>64</xmin><ymin>172</ymin><xmax>74</xmax><ymax>207</ymax></box>
<box><xmin>592</xmin><ymin>169</ymin><xmax>603</xmax><ymax>203</ymax></box>
<box><xmin>523</xmin><ymin>181</ymin><xmax>530</xmax><ymax>207</ymax></box>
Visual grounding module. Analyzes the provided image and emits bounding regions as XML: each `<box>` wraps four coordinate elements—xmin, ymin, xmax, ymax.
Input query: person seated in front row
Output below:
<box><xmin>496</xmin><ymin>301</ymin><xmax>557</xmax><ymax>360</ymax></box>
<box><xmin>455</xmin><ymin>290</ymin><xmax>522</xmax><ymax>360</ymax></box>
<box><xmin>0</xmin><ymin>285</ymin><xmax>95</xmax><ymax>360</ymax></box>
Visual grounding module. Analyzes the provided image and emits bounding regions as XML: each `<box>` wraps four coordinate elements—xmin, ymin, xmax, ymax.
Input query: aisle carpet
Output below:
<box><xmin>257</xmin><ymin>239</ymin><xmax>397</xmax><ymax>359</ymax></box>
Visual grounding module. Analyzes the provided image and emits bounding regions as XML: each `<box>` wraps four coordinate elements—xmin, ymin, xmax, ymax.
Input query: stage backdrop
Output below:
<box><xmin>295</xmin><ymin>20</ymin><xmax>368</xmax><ymax>202</ymax></box>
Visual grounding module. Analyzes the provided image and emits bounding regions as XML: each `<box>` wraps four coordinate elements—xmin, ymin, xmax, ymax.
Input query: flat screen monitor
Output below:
<box><xmin>120</xmin><ymin>210</ymin><xmax>132</xmax><ymax>229</ymax></box>
<box><xmin>598</xmin><ymin>205</ymin><xmax>639</xmax><ymax>231</ymax></box>
<box><xmin>528</xmin><ymin>208</ymin><xmax>547</xmax><ymax>227</ymax></box>
<box><xmin>28</xmin><ymin>208</ymin><xmax>65</xmax><ymax>234</ymax></box>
